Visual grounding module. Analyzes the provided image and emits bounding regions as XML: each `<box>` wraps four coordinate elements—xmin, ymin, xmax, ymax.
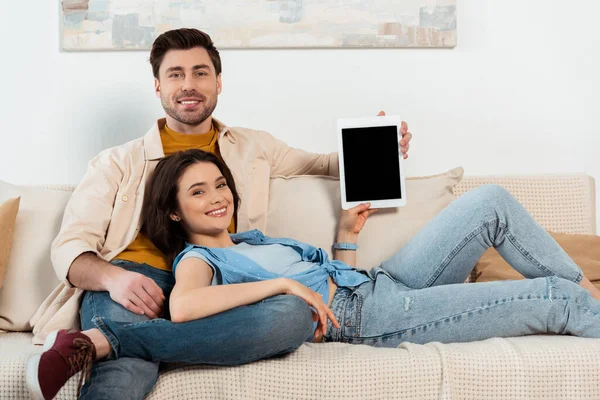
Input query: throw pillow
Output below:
<box><xmin>266</xmin><ymin>167</ymin><xmax>464</xmax><ymax>270</ymax></box>
<box><xmin>476</xmin><ymin>232</ymin><xmax>600</xmax><ymax>290</ymax></box>
<box><xmin>0</xmin><ymin>197</ymin><xmax>20</xmax><ymax>289</ymax></box>
<box><xmin>0</xmin><ymin>181</ymin><xmax>72</xmax><ymax>331</ymax></box>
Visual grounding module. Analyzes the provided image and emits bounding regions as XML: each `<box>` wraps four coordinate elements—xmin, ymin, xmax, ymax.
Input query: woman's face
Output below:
<box><xmin>173</xmin><ymin>161</ymin><xmax>234</xmax><ymax>236</ymax></box>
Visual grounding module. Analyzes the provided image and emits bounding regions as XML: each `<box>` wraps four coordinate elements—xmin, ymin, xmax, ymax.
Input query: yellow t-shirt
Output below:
<box><xmin>115</xmin><ymin>123</ymin><xmax>236</xmax><ymax>271</ymax></box>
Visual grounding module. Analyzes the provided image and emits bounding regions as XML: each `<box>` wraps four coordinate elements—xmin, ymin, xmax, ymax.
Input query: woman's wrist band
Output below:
<box><xmin>333</xmin><ymin>242</ymin><xmax>358</xmax><ymax>251</ymax></box>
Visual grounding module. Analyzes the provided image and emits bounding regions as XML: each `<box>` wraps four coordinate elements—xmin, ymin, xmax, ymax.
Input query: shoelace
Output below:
<box><xmin>68</xmin><ymin>338</ymin><xmax>95</xmax><ymax>398</ymax></box>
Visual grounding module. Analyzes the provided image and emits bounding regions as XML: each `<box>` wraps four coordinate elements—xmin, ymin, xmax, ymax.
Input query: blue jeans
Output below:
<box><xmin>79</xmin><ymin>261</ymin><xmax>313</xmax><ymax>399</ymax></box>
<box><xmin>326</xmin><ymin>184</ymin><xmax>600</xmax><ymax>346</ymax></box>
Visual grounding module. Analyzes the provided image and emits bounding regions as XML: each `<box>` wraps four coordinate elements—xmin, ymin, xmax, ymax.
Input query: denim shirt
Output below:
<box><xmin>172</xmin><ymin>230</ymin><xmax>371</xmax><ymax>305</ymax></box>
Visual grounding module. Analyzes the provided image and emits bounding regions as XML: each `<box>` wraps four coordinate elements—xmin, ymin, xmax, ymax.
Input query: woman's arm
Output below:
<box><xmin>333</xmin><ymin>232</ymin><xmax>358</xmax><ymax>267</ymax></box>
<box><xmin>333</xmin><ymin>203</ymin><xmax>377</xmax><ymax>267</ymax></box>
<box><xmin>170</xmin><ymin>257</ymin><xmax>287</xmax><ymax>323</ymax></box>
<box><xmin>170</xmin><ymin>256</ymin><xmax>340</xmax><ymax>334</ymax></box>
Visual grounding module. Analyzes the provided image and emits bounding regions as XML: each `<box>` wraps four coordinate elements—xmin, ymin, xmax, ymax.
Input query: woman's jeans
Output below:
<box><xmin>79</xmin><ymin>261</ymin><xmax>313</xmax><ymax>400</ymax></box>
<box><xmin>326</xmin><ymin>184</ymin><xmax>600</xmax><ymax>346</ymax></box>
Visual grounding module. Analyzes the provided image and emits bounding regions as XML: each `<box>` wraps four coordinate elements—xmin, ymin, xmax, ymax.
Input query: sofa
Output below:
<box><xmin>1</xmin><ymin>167</ymin><xmax>599</xmax><ymax>399</ymax></box>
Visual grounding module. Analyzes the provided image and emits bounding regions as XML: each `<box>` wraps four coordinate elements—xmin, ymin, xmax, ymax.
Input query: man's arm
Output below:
<box><xmin>69</xmin><ymin>252</ymin><xmax>164</xmax><ymax>318</ymax></box>
<box><xmin>262</xmin><ymin>114</ymin><xmax>411</xmax><ymax>178</ymax></box>
<box><xmin>51</xmin><ymin>150</ymin><xmax>122</xmax><ymax>284</ymax></box>
<box><xmin>67</xmin><ymin>252</ymin><xmax>121</xmax><ymax>291</ymax></box>
<box><xmin>51</xmin><ymin>151</ymin><xmax>165</xmax><ymax>318</ymax></box>
<box><xmin>258</xmin><ymin>131</ymin><xmax>339</xmax><ymax>178</ymax></box>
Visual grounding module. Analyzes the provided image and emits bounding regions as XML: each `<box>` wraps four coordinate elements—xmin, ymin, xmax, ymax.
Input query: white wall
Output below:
<box><xmin>1</xmin><ymin>0</ymin><xmax>599</xmax><ymax>228</ymax></box>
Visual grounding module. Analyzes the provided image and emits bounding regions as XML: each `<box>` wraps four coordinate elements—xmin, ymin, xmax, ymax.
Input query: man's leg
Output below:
<box><xmin>32</xmin><ymin>262</ymin><xmax>314</xmax><ymax>399</ymax></box>
<box><xmin>78</xmin><ymin>357</ymin><xmax>159</xmax><ymax>400</ymax></box>
<box><xmin>78</xmin><ymin>261</ymin><xmax>175</xmax><ymax>400</ymax></box>
<box><xmin>89</xmin><ymin>294</ymin><xmax>315</xmax><ymax>365</ymax></box>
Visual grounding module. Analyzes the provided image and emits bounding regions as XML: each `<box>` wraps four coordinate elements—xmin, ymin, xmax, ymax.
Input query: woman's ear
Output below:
<box><xmin>170</xmin><ymin>213</ymin><xmax>181</xmax><ymax>222</ymax></box>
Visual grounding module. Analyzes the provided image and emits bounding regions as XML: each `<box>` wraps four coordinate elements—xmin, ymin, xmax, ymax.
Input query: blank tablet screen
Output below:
<box><xmin>342</xmin><ymin>125</ymin><xmax>402</xmax><ymax>202</ymax></box>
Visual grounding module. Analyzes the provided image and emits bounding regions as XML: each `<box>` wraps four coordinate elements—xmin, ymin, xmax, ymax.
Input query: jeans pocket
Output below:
<box><xmin>341</xmin><ymin>290</ymin><xmax>363</xmax><ymax>339</ymax></box>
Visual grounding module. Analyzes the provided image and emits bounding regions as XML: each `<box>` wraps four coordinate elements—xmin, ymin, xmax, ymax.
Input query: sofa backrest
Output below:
<box><xmin>41</xmin><ymin>173</ymin><xmax>596</xmax><ymax>237</ymax></box>
<box><xmin>0</xmin><ymin>171</ymin><xmax>595</xmax><ymax>331</ymax></box>
<box><xmin>455</xmin><ymin>174</ymin><xmax>596</xmax><ymax>235</ymax></box>
<box><xmin>266</xmin><ymin>168</ymin><xmax>465</xmax><ymax>269</ymax></box>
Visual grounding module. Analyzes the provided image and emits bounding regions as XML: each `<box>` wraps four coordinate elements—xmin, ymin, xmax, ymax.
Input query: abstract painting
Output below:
<box><xmin>61</xmin><ymin>0</ymin><xmax>457</xmax><ymax>50</ymax></box>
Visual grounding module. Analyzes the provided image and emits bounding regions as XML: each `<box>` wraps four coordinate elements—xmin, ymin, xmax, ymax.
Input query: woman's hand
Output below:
<box><xmin>338</xmin><ymin>203</ymin><xmax>378</xmax><ymax>240</ymax></box>
<box><xmin>282</xmin><ymin>278</ymin><xmax>340</xmax><ymax>340</ymax></box>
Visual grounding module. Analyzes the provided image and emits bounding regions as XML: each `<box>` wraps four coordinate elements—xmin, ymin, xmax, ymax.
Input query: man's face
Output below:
<box><xmin>155</xmin><ymin>47</ymin><xmax>222</xmax><ymax>127</ymax></box>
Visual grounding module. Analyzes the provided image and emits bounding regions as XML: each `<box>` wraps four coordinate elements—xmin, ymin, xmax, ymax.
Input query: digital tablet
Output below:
<box><xmin>337</xmin><ymin>116</ymin><xmax>406</xmax><ymax>210</ymax></box>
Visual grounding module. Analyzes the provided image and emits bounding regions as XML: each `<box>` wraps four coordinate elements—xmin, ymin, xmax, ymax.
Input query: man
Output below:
<box><xmin>27</xmin><ymin>28</ymin><xmax>412</xmax><ymax>399</ymax></box>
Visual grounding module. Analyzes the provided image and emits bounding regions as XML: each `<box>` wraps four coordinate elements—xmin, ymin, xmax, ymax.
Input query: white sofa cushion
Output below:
<box><xmin>266</xmin><ymin>167</ymin><xmax>464</xmax><ymax>270</ymax></box>
<box><xmin>0</xmin><ymin>181</ymin><xmax>71</xmax><ymax>331</ymax></box>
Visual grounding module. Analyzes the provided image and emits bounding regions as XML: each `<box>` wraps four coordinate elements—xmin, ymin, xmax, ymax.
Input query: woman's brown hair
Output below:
<box><xmin>141</xmin><ymin>149</ymin><xmax>240</xmax><ymax>265</ymax></box>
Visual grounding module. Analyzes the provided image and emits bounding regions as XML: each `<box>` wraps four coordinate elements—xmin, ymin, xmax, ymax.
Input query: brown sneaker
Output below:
<box><xmin>26</xmin><ymin>329</ymin><xmax>97</xmax><ymax>400</ymax></box>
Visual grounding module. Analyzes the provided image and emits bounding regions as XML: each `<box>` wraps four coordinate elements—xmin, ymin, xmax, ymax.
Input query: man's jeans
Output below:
<box><xmin>327</xmin><ymin>184</ymin><xmax>600</xmax><ymax>345</ymax></box>
<box><xmin>79</xmin><ymin>261</ymin><xmax>313</xmax><ymax>399</ymax></box>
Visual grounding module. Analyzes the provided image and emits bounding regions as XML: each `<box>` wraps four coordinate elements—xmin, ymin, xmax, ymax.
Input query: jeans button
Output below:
<box><xmin>345</xmin><ymin>320</ymin><xmax>351</xmax><ymax>327</ymax></box>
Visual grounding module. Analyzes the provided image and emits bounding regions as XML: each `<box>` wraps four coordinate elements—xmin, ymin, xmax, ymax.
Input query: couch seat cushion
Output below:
<box><xmin>3</xmin><ymin>333</ymin><xmax>600</xmax><ymax>399</ymax></box>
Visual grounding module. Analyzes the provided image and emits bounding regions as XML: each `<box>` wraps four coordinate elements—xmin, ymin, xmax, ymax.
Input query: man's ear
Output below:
<box><xmin>217</xmin><ymin>74</ymin><xmax>222</xmax><ymax>95</ymax></box>
<box><xmin>154</xmin><ymin>78</ymin><xmax>161</xmax><ymax>98</ymax></box>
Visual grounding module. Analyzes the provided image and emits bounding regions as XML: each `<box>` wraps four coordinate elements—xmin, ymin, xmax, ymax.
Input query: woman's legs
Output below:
<box><xmin>327</xmin><ymin>274</ymin><xmax>600</xmax><ymax>347</ymax></box>
<box><xmin>84</xmin><ymin>329</ymin><xmax>111</xmax><ymax>359</ymax></box>
<box><xmin>380</xmin><ymin>184</ymin><xmax>600</xmax><ymax>299</ymax></box>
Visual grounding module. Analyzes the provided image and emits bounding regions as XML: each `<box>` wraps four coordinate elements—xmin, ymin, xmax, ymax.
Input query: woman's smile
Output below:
<box><xmin>205</xmin><ymin>206</ymin><xmax>228</xmax><ymax>217</ymax></box>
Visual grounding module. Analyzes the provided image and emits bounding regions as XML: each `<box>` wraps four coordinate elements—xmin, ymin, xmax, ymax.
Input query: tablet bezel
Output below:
<box><xmin>337</xmin><ymin>115</ymin><xmax>406</xmax><ymax>210</ymax></box>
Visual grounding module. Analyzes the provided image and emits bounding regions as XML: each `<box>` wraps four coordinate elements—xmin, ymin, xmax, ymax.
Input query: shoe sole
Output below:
<box><xmin>26</xmin><ymin>330</ymin><xmax>60</xmax><ymax>400</ymax></box>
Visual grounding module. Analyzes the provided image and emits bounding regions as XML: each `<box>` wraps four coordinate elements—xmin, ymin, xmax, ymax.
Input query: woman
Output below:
<box><xmin>28</xmin><ymin>149</ymin><xmax>600</xmax><ymax>399</ymax></box>
<box><xmin>143</xmin><ymin>149</ymin><xmax>600</xmax><ymax>345</ymax></box>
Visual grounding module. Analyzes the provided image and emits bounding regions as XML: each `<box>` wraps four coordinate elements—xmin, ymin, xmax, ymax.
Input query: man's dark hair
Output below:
<box><xmin>149</xmin><ymin>28</ymin><xmax>222</xmax><ymax>79</ymax></box>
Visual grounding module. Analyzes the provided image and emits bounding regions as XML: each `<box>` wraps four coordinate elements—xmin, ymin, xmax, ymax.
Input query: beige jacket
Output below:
<box><xmin>30</xmin><ymin>118</ymin><xmax>338</xmax><ymax>344</ymax></box>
